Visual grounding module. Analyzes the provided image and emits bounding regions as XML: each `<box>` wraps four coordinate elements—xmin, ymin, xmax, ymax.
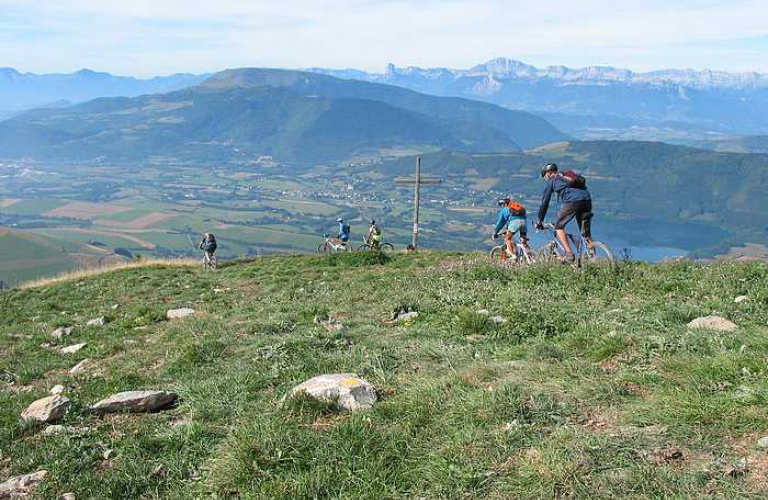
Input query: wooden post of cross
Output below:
<box><xmin>394</xmin><ymin>156</ymin><xmax>440</xmax><ymax>250</ymax></box>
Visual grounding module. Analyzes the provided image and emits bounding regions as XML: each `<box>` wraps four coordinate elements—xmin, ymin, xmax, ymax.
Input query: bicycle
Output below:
<box><xmin>490</xmin><ymin>232</ymin><xmax>536</xmax><ymax>265</ymax></box>
<box><xmin>536</xmin><ymin>221</ymin><xmax>614</xmax><ymax>267</ymax></box>
<box><xmin>318</xmin><ymin>234</ymin><xmax>352</xmax><ymax>254</ymax></box>
<box><xmin>202</xmin><ymin>251</ymin><xmax>217</xmax><ymax>270</ymax></box>
<box><xmin>357</xmin><ymin>235</ymin><xmax>395</xmax><ymax>253</ymax></box>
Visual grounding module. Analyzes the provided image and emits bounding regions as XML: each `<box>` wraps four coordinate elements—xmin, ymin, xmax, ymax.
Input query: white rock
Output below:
<box><xmin>50</xmin><ymin>384</ymin><xmax>65</xmax><ymax>395</ymax></box>
<box><xmin>735</xmin><ymin>296</ymin><xmax>749</xmax><ymax>304</ymax></box>
<box><xmin>21</xmin><ymin>395</ymin><xmax>70</xmax><ymax>423</ymax></box>
<box><xmin>288</xmin><ymin>373</ymin><xmax>377</xmax><ymax>412</ymax></box>
<box><xmin>42</xmin><ymin>425</ymin><xmax>89</xmax><ymax>437</ymax></box>
<box><xmin>90</xmin><ymin>390</ymin><xmax>178</xmax><ymax>413</ymax></box>
<box><xmin>111</xmin><ymin>304</ymin><xmax>119</xmax><ymax>310</ymax></box>
<box><xmin>61</xmin><ymin>493</ymin><xmax>76</xmax><ymax>500</ymax></box>
<box><xmin>490</xmin><ymin>315</ymin><xmax>508</xmax><ymax>324</ymax></box>
<box><xmin>687</xmin><ymin>316</ymin><xmax>738</xmax><ymax>332</ymax></box>
<box><xmin>0</xmin><ymin>470</ymin><xmax>48</xmax><ymax>497</ymax></box>
<box><xmin>476</xmin><ymin>309</ymin><xmax>490</xmax><ymax>315</ymax></box>
<box><xmin>757</xmin><ymin>436</ymin><xmax>768</xmax><ymax>449</ymax></box>
<box><xmin>87</xmin><ymin>316</ymin><xmax>107</xmax><ymax>327</ymax></box>
<box><xmin>396</xmin><ymin>311</ymin><xmax>419</xmax><ymax>322</ymax></box>
<box><xmin>166</xmin><ymin>308</ymin><xmax>195</xmax><ymax>320</ymax></box>
<box><xmin>69</xmin><ymin>359</ymin><xmax>93</xmax><ymax>374</ymax></box>
<box><xmin>51</xmin><ymin>327</ymin><xmax>72</xmax><ymax>339</ymax></box>
<box><xmin>60</xmin><ymin>343</ymin><xmax>87</xmax><ymax>354</ymax></box>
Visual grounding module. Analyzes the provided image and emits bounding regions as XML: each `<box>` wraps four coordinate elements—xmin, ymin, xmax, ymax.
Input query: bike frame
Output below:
<box><xmin>541</xmin><ymin>224</ymin><xmax>587</xmax><ymax>259</ymax></box>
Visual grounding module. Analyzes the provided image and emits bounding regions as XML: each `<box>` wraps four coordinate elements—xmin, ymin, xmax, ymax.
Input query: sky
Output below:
<box><xmin>2</xmin><ymin>0</ymin><xmax>768</xmax><ymax>77</ymax></box>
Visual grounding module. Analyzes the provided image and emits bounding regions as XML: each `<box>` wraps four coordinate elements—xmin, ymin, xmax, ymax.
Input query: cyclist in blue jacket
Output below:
<box><xmin>336</xmin><ymin>218</ymin><xmax>351</xmax><ymax>246</ymax></box>
<box><xmin>535</xmin><ymin>163</ymin><xmax>594</xmax><ymax>263</ymax></box>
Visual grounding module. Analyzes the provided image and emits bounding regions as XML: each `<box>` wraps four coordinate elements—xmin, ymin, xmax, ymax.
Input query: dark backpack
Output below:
<box><xmin>560</xmin><ymin>171</ymin><xmax>587</xmax><ymax>189</ymax></box>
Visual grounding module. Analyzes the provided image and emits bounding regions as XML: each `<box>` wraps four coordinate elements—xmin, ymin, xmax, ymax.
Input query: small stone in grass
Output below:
<box><xmin>687</xmin><ymin>316</ymin><xmax>737</xmax><ymax>332</ymax></box>
<box><xmin>52</xmin><ymin>326</ymin><xmax>72</xmax><ymax>339</ymax></box>
<box><xmin>167</xmin><ymin>308</ymin><xmax>195</xmax><ymax>320</ymax></box>
<box><xmin>50</xmin><ymin>384</ymin><xmax>65</xmax><ymax>395</ymax></box>
<box><xmin>21</xmin><ymin>395</ymin><xmax>70</xmax><ymax>423</ymax></box>
<box><xmin>0</xmin><ymin>470</ymin><xmax>48</xmax><ymax>497</ymax></box>
<box><xmin>60</xmin><ymin>343</ymin><xmax>87</xmax><ymax>354</ymax></box>
<box><xmin>87</xmin><ymin>316</ymin><xmax>107</xmax><ymax>327</ymax></box>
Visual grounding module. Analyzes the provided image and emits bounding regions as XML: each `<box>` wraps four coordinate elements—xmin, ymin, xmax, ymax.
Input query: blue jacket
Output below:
<box><xmin>537</xmin><ymin>176</ymin><xmax>591</xmax><ymax>222</ymax></box>
<box><xmin>493</xmin><ymin>207</ymin><xmax>525</xmax><ymax>235</ymax></box>
<box><xmin>338</xmin><ymin>223</ymin><xmax>350</xmax><ymax>239</ymax></box>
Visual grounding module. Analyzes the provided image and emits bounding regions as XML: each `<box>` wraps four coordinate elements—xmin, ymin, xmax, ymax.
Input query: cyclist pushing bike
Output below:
<box><xmin>535</xmin><ymin>163</ymin><xmax>594</xmax><ymax>264</ymax></box>
<box><xmin>198</xmin><ymin>232</ymin><xmax>217</xmax><ymax>268</ymax></box>
<box><xmin>493</xmin><ymin>197</ymin><xmax>530</xmax><ymax>262</ymax></box>
<box><xmin>366</xmin><ymin>219</ymin><xmax>383</xmax><ymax>250</ymax></box>
<box><xmin>336</xmin><ymin>218</ymin><xmax>351</xmax><ymax>247</ymax></box>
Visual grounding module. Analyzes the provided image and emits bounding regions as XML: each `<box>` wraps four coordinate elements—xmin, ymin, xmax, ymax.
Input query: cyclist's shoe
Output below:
<box><xmin>563</xmin><ymin>252</ymin><xmax>576</xmax><ymax>265</ymax></box>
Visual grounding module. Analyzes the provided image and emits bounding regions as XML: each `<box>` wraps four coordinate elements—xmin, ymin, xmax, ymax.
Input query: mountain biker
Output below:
<box><xmin>493</xmin><ymin>197</ymin><xmax>530</xmax><ymax>261</ymax></box>
<box><xmin>535</xmin><ymin>163</ymin><xmax>593</xmax><ymax>263</ymax></box>
<box><xmin>198</xmin><ymin>232</ymin><xmax>217</xmax><ymax>265</ymax></box>
<box><xmin>337</xmin><ymin>218</ymin><xmax>351</xmax><ymax>246</ymax></box>
<box><xmin>367</xmin><ymin>219</ymin><xmax>383</xmax><ymax>249</ymax></box>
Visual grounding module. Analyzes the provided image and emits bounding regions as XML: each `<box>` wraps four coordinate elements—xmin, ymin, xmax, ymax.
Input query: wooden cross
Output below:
<box><xmin>394</xmin><ymin>156</ymin><xmax>440</xmax><ymax>250</ymax></box>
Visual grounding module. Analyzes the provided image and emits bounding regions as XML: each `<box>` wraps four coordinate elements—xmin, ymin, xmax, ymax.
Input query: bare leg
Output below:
<box><xmin>556</xmin><ymin>229</ymin><xmax>574</xmax><ymax>256</ymax></box>
<box><xmin>505</xmin><ymin>232</ymin><xmax>515</xmax><ymax>260</ymax></box>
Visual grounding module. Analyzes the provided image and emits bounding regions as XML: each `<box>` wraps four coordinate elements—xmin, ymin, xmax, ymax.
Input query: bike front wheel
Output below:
<box><xmin>357</xmin><ymin>244</ymin><xmax>371</xmax><ymax>252</ymax></box>
<box><xmin>490</xmin><ymin>245</ymin><xmax>507</xmax><ymax>262</ymax></box>
<box><xmin>318</xmin><ymin>242</ymin><xmax>331</xmax><ymax>255</ymax></box>
<box><xmin>583</xmin><ymin>241</ymin><xmax>615</xmax><ymax>266</ymax></box>
<box><xmin>537</xmin><ymin>242</ymin><xmax>563</xmax><ymax>263</ymax></box>
<box><xmin>380</xmin><ymin>243</ymin><xmax>395</xmax><ymax>252</ymax></box>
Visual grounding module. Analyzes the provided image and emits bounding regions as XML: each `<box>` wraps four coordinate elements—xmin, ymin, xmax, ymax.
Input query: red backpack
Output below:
<box><xmin>507</xmin><ymin>200</ymin><xmax>526</xmax><ymax>217</ymax></box>
<box><xmin>560</xmin><ymin>170</ymin><xmax>587</xmax><ymax>189</ymax></box>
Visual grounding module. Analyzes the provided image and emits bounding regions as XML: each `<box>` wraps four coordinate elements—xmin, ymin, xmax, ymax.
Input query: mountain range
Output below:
<box><xmin>309</xmin><ymin>58</ymin><xmax>768</xmax><ymax>141</ymax></box>
<box><xmin>0</xmin><ymin>68</ymin><xmax>207</xmax><ymax>113</ymax></box>
<box><xmin>0</xmin><ymin>68</ymin><xmax>566</xmax><ymax>164</ymax></box>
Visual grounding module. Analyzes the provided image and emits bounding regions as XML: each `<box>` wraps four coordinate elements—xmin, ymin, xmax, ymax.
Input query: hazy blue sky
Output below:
<box><xmin>2</xmin><ymin>0</ymin><xmax>768</xmax><ymax>76</ymax></box>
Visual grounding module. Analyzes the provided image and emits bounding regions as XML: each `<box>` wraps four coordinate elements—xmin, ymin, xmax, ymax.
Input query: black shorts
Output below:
<box><xmin>555</xmin><ymin>201</ymin><xmax>593</xmax><ymax>238</ymax></box>
<box><xmin>205</xmin><ymin>244</ymin><xmax>217</xmax><ymax>254</ymax></box>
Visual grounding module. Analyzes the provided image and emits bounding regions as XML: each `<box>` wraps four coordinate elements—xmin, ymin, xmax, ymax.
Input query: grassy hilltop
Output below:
<box><xmin>2</xmin><ymin>253</ymin><xmax>768</xmax><ymax>499</ymax></box>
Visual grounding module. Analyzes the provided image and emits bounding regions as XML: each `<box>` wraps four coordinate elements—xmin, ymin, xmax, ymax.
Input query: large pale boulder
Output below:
<box><xmin>90</xmin><ymin>391</ymin><xmax>178</xmax><ymax>414</ymax></box>
<box><xmin>0</xmin><ymin>470</ymin><xmax>48</xmax><ymax>498</ymax></box>
<box><xmin>21</xmin><ymin>395</ymin><xmax>70</xmax><ymax>423</ymax></box>
<box><xmin>167</xmin><ymin>308</ymin><xmax>195</xmax><ymax>320</ymax></box>
<box><xmin>288</xmin><ymin>373</ymin><xmax>377</xmax><ymax>412</ymax></box>
<box><xmin>687</xmin><ymin>316</ymin><xmax>737</xmax><ymax>332</ymax></box>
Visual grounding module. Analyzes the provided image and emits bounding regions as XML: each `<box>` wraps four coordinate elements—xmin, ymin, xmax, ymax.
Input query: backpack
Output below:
<box><xmin>203</xmin><ymin>234</ymin><xmax>216</xmax><ymax>250</ymax></box>
<box><xmin>560</xmin><ymin>171</ymin><xmax>587</xmax><ymax>189</ymax></box>
<box><xmin>507</xmin><ymin>200</ymin><xmax>526</xmax><ymax>217</ymax></box>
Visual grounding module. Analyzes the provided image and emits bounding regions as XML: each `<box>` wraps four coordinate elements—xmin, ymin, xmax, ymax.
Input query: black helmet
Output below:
<box><xmin>370</xmin><ymin>219</ymin><xmax>376</xmax><ymax>225</ymax></box>
<box><xmin>541</xmin><ymin>163</ymin><xmax>558</xmax><ymax>177</ymax></box>
<box><xmin>497</xmin><ymin>197</ymin><xmax>510</xmax><ymax>207</ymax></box>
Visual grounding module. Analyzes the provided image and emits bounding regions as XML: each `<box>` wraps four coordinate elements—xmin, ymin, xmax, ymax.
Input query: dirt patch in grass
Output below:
<box><xmin>44</xmin><ymin>201</ymin><xmax>132</xmax><ymax>219</ymax></box>
<box><xmin>95</xmin><ymin>212</ymin><xmax>173</xmax><ymax>230</ymax></box>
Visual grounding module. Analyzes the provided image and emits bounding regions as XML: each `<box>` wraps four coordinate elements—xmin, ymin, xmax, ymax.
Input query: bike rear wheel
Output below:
<box><xmin>583</xmin><ymin>241</ymin><xmax>615</xmax><ymax>266</ymax></box>
<box><xmin>516</xmin><ymin>245</ymin><xmax>536</xmax><ymax>266</ymax></box>
<box><xmin>357</xmin><ymin>244</ymin><xmax>371</xmax><ymax>252</ymax></box>
<box><xmin>380</xmin><ymin>243</ymin><xmax>395</xmax><ymax>252</ymax></box>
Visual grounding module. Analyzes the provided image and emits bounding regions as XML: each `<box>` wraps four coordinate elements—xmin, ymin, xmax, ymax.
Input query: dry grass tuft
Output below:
<box><xmin>17</xmin><ymin>258</ymin><xmax>199</xmax><ymax>289</ymax></box>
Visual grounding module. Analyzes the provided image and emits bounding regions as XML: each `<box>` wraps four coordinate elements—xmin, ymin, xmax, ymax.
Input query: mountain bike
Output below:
<box><xmin>490</xmin><ymin>232</ymin><xmax>535</xmax><ymax>265</ymax></box>
<box><xmin>318</xmin><ymin>234</ymin><xmax>352</xmax><ymax>254</ymax></box>
<box><xmin>536</xmin><ymin>222</ymin><xmax>614</xmax><ymax>267</ymax></box>
<box><xmin>357</xmin><ymin>235</ymin><xmax>395</xmax><ymax>252</ymax></box>
<box><xmin>202</xmin><ymin>251</ymin><xmax>217</xmax><ymax>270</ymax></box>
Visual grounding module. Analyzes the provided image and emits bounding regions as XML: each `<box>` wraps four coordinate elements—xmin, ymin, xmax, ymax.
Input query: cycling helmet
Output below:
<box><xmin>336</xmin><ymin>218</ymin><xmax>344</xmax><ymax>223</ymax></box>
<box><xmin>497</xmin><ymin>197</ymin><xmax>510</xmax><ymax>207</ymax></box>
<box><xmin>541</xmin><ymin>163</ymin><xmax>558</xmax><ymax>177</ymax></box>
<box><xmin>369</xmin><ymin>219</ymin><xmax>376</xmax><ymax>225</ymax></box>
